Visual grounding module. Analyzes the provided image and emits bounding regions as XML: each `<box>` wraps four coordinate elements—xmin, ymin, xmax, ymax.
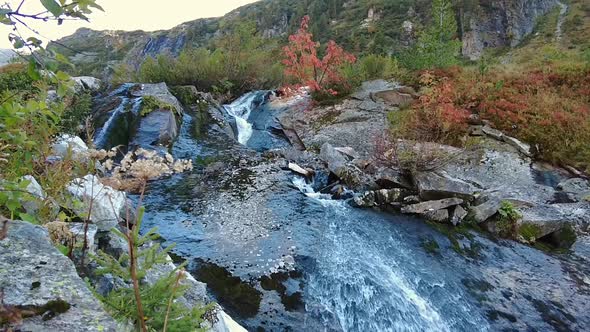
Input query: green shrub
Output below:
<box><xmin>60</xmin><ymin>91</ymin><xmax>93</xmax><ymax>135</ymax></box>
<box><xmin>496</xmin><ymin>201</ymin><xmax>522</xmax><ymax>238</ymax></box>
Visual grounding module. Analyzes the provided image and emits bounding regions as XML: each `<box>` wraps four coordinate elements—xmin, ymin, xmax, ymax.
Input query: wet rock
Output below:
<box><xmin>451</xmin><ymin>205</ymin><xmax>468</xmax><ymax>226</ymax></box>
<box><xmin>403</xmin><ymin>195</ymin><xmax>421</xmax><ymax>204</ymax></box>
<box><xmin>131</xmin><ymin>108</ymin><xmax>179</xmax><ymax>149</ymax></box>
<box><xmin>66</xmin><ymin>175</ymin><xmax>126</xmax><ymax>231</ymax></box>
<box><xmin>557</xmin><ymin>178</ymin><xmax>590</xmax><ymax>202</ymax></box>
<box><xmin>319</xmin><ymin>143</ymin><xmax>363</xmax><ymax>187</ymax></box>
<box><xmin>375</xmin><ymin>189</ymin><xmax>406</xmax><ymax>205</ymax></box>
<box><xmin>414</xmin><ymin>172</ymin><xmax>477</xmax><ymax>201</ymax></box>
<box><xmin>353</xmin><ymin>191</ymin><xmax>376</xmax><ymax>207</ymax></box>
<box><xmin>401</xmin><ymin>198</ymin><xmax>464</xmax><ymax>214</ymax></box>
<box><xmin>0</xmin><ymin>220</ymin><xmax>119</xmax><ymax>331</ymax></box>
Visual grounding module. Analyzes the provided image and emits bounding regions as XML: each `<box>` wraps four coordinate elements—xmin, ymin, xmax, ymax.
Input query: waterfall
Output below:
<box><xmin>94</xmin><ymin>97</ymin><xmax>129</xmax><ymax>149</ymax></box>
<box><xmin>223</xmin><ymin>92</ymin><xmax>267</xmax><ymax>145</ymax></box>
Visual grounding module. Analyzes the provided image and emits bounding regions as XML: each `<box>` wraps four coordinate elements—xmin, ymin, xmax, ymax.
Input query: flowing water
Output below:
<box><xmin>133</xmin><ymin>92</ymin><xmax>590</xmax><ymax>331</ymax></box>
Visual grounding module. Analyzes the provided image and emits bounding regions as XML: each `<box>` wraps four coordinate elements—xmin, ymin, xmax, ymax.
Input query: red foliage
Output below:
<box><xmin>282</xmin><ymin>16</ymin><xmax>356</xmax><ymax>96</ymax></box>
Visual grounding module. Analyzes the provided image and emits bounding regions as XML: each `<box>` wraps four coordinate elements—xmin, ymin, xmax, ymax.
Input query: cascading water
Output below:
<box><xmin>137</xmin><ymin>91</ymin><xmax>590</xmax><ymax>332</ymax></box>
<box><xmin>291</xmin><ymin>177</ymin><xmax>488</xmax><ymax>332</ymax></box>
<box><xmin>223</xmin><ymin>92</ymin><xmax>267</xmax><ymax>145</ymax></box>
<box><xmin>94</xmin><ymin>97</ymin><xmax>129</xmax><ymax>149</ymax></box>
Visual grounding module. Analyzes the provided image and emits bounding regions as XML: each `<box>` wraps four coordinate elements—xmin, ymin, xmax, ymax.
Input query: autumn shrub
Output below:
<box><xmin>282</xmin><ymin>15</ymin><xmax>356</xmax><ymax>101</ymax></box>
<box><xmin>391</xmin><ymin>62</ymin><xmax>590</xmax><ymax>172</ymax></box>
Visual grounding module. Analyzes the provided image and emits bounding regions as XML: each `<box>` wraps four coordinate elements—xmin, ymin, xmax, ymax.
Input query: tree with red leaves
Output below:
<box><xmin>282</xmin><ymin>15</ymin><xmax>356</xmax><ymax>97</ymax></box>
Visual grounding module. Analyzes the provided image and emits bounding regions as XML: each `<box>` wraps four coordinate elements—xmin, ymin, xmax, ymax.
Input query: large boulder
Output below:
<box><xmin>414</xmin><ymin>171</ymin><xmax>478</xmax><ymax>201</ymax></box>
<box><xmin>130</xmin><ymin>108</ymin><xmax>179</xmax><ymax>149</ymax></box>
<box><xmin>0</xmin><ymin>221</ymin><xmax>119</xmax><ymax>331</ymax></box>
<box><xmin>66</xmin><ymin>175</ymin><xmax>126</xmax><ymax>231</ymax></box>
<box><xmin>401</xmin><ymin>198</ymin><xmax>464</xmax><ymax>214</ymax></box>
<box><xmin>73</xmin><ymin>76</ymin><xmax>102</xmax><ymax>93</ymax></box>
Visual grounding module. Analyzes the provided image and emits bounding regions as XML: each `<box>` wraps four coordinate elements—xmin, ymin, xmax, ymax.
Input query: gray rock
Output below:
<box><xmin>19</xmin><ymin>175</ymin><xmax>50</xmax><ymax>216</ymax></box>
<box><xmin>51</xmin><ymin>134</ymin><xmax>89</xmax><ymax>161</ymax></box>
<box><xmin>375</xmin><ymin>189</ymin><xmax>405</xmax><ymax>205</ymax></box>
<box><xmin>451</xmin><ymin>205</ymin><xmax>468</xmax><ymax>226</ymax></box>
<box><xmin>414</xmin><ymin>172</ymin><xmax>477</xmax><ymax>201</ymax></box>
<box><xmin>482</xmin><ymin>125</ymin><xmax>504</xmax><ymax>140</ymax></box>
<box><xmin>353</xmin><ymin>191</ymin><xmax>376</xmax><ymax>208</ymax></box>
<box><xmin>425</xmin><ymin>209</ymin><xmax>450</xmax><ymax>223</ymax></box>
<box><xmin>73</xmin><ymin>76</ymin><xmax>102</xmax><ymax>92</ymax></box>
<box><xmin>131</xmin><ymin>108</ymin><xmax>179</xmax><ymax>149</ymax></box>
<box><xmin>68</xmin><ymin>223</ymin><xmax>98</xmax><ymax>254</ymax></box>
<box><xmin>503</xmin><ymin>135</ymin><xmax>532</xmax><ymax>157</ymax></box>
<box><xmin>319</xmin><ymin>143</ymin><xmax>348</xmax><ymax>173</ymax></box>
<box><xmin>469</xmin><ymin>196</ymin><xmax>503</xmax><ymax>223</ymax></box>
<box><xmin>130</xmin><ymin>82</ymin><xmax>183</xmax><ymax>114</ymax></box>
<box><xmin>0</xmin><ymin>221</ymin><xmax>119</xmax><ymax>331</ymax></box>
<box><xmin>520</xmin><ymin>203</ymin><xmax>590</xmax><ymax>238</ymax></box>
<box><xmin>67</xmin><ymin>175</ymin><xmax>126</xmax><ymax>231</ymax></box>
<box><xmin>557</xmin><ymin>178</ymin><xmax>590</xmax><ymax>202</ymax></box>
<box><xmin>372</xmin><ymin>167</ymin><xmax>413</xmax><ymax>190</ymax></box>
<box><xmin>373</xmin><ymin>90</ymin><xmax>415</xmax><ymax>108</ymax></box>
<box><xmin>351</xmin><ymin>79</ymin><xmax>398</xmax><ymax>101</ymax></box>
<box><xmin>401</xmin><ymin>198</ymin><xmax>464</xmax><ymax>214</ymax></box>
<box><xmin>288</xmin><ymin>162</ymin><xmax>311</xmax><ymax>177</ymax></box>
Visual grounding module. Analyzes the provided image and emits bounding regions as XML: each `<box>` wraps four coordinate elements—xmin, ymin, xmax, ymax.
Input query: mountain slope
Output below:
<box><xmin>51</xmin><ymin>0</ymin><xmax>561</xmax><ymax>78</ymax></box>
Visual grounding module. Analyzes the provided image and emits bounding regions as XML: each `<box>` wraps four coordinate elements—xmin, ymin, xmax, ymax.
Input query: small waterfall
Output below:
<box><xmin>223</xmin><ymin>92</ymin><xmax>267</xmax><ymax>145</ymax></box>
<box><xmin>94</xmin><ymin>97</ymin><xmax>129</xmax><ymax>149</ymax></box>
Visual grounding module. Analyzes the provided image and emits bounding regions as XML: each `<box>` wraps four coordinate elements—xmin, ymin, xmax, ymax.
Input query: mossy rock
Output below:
<box><xmin>517</xmin><ymin>223</ymin><xmax>542</xmax><ymax>243</ymax></box>
<box><xmin>140</xmin><ymin>95</ymin><xmax>176</xmax><ymax>117</ymax></box>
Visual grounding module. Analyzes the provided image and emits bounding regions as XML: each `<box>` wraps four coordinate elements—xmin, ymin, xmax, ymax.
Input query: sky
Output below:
<box><xmin>0</xmin><ymin>0</ymin><xmax>259</xmax><ymax>48</ymax></box>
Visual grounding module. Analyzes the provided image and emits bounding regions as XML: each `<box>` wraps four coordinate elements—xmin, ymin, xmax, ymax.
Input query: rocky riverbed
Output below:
<box><xmin>2</xmin><ymin>79</ymin><xmax>589</xmax><ymax>331</ymax></box>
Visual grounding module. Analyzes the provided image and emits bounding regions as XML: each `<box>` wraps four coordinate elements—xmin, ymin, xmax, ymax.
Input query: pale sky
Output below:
<box><xmin>0</xmin><ymin>0</ymin><xmax>259</xmax><ymax>48</ymax></box>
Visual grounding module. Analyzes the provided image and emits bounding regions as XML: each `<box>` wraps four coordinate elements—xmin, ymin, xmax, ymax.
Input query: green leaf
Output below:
<box><xmin>28</xmin><ymin>60</ymin><xmax>41</xmax><ymax>80</ymax></box>
<box><xmin>19</xmin><ymin>213</ymin><xmax>39</xmax><ymax>224</ymax></box>
<box><xmin>40</xmin><ymin>0</ymin><xmax>64</xmax><ymax>17</ymax></box>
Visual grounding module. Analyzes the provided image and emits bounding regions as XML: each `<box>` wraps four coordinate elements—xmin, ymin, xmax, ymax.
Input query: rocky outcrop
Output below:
<box><xmin>92</xmin><ymin>83</ymin><xmax>183</xmax><ymax>150</ymax></box>
<box><xmin>51</xmin><ymin>134</ymin><xmax>89</xmax><ymax>161</ymax></box>
<box><xmin>0</xmin><ymin>221</ymin><xmax>120</xmax><ymax>331</ymax></box>
<box><xmin>462</xmin><ymin>0</ymin><xmax>560</xmax><ymax>59</ymax></box>
<box><xmin>73</xmin><ymin>76</ymin><xmax>102</xmax><ymax>92</ymax></box>
<box><xmin>414</xmin><ymin>172</ymin><xmax>478</xmax><ymax>201</ymax></box>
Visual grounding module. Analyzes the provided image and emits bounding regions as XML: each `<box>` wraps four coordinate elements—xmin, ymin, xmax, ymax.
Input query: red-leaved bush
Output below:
<box><xmin>282</xmin><ymin>16</ymin><xmax>356</xmax><ymax>98</ymax></box>
<box><xmin>390</xmin><ymin>64</ymin><xmax>590</xmax><ymax>171</ymax></box>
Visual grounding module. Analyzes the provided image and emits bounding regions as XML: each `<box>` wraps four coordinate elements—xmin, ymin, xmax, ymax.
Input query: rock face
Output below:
<box><xmin>462</xmin><ymin>0</ymin><xmax>559</xmax><ymax>59</ymax></box>
<box><xmin>93</xmin><ymin>83</ymin><xmax>183</xmax><ymax>150</ymax></box>
<box><xmin>0</xmin><ymin>221</ymin><xmax>119</xmax><ymax>331</ymax></box>
<box><xmin>66</xmin><ymin>175</ymin><xmax>126</xmax><ymax>231</ymax></box>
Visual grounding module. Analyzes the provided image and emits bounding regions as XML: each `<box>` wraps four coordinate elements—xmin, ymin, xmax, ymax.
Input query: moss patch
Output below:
<box><xmin>421</xmin><ymin>237</ymin><xmax>440</xmax><ymax>254</ymax></box>
<box><xmin>140</xmin><ymin>95</ymin><xmax>176</xmax><ymax>117</ymax></box>
<box><xmin>518</xmin><ymin>223</ymin><xmax>542</xmax><ymax>243</ymax></box>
